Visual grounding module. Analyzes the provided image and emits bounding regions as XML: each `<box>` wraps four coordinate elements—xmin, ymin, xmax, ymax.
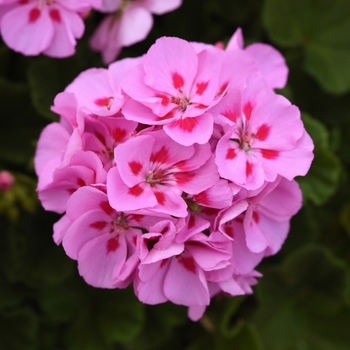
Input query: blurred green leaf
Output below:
<box><xmin>0</xmin><ymin>307</ymin><xmax>39</xmax><ymax>350</ymax></box>
<box><xmin>297</xmin><ymin>113</ymin><xmax>342</xmax><ymax>205</ymax></box>
<box><xmin>254</xmin><ymin>245</ymin><xmax>350</xmax><ymax>349</ymax></box>
<box><xmin>263</xmin><ymin>0</ymin><xmax>350</xmax><ymax>93</ymax></box>
<box><xmin>27</xmin><ymin>57</ymin><xmax>86</xmax><ymax>121</ymax></box>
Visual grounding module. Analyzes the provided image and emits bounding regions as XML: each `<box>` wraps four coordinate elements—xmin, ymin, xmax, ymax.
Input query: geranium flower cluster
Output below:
<box><xmin>34</xmin><ymin>30</ymin><xmax>314</xmax><ymax>321</ymax></box>
<box><xmin>0</xmin><ymin>0</ymin><xmax>182</xmax><ymax>59</ymax></box>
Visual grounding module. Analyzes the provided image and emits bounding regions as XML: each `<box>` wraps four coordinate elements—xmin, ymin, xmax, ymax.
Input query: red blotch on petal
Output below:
<box><xmin>155</xmin><ymin>94</ymin><xmax>170</xmax><ymax>106</ymax></box>
<box><xmin>172</xmin><ymin>72</ymin><xmax>184</xmax><ymax>89</ymax></box>
<box><xmin>217</xmin><ymin>82</ymin><xmax>229</xmax><ymax>96</ymax></box>
<box><xmin>252</xmin><ymin>211</ymin><xmax>259</xmax><ymax>223</ymax></box>
<box><xmin>226</xmin><ymin>148</ymin><xmax>236</xmax><ymax>160</ymax></box>
<box><xmin>223</xmin><ymin>109</ymin><xmax>240</xmax><ymax>123</ymax></box>
<box><xmin>128</xmin><ymin>184</ymin><xmax>144</xmax><ymax>197</ymax></box>
<box><xmin>49</xmin><ymin>9</ymin><xmax>61</xmax><ymax>23</ymax></box>
<box><xmin>224</xmin><ymin>225</ymin><xmax>234</xmax><ymax>238</ymax></box>
<box><xmin>106</xmin><ymin>237</ymin><xmax>120</xmax><ymax>253</ymax></box>
<box><xmin>174</xmin><ymin>172</ymin><xmax>196</xmax><ymax>185</ymax></box>
<box><xmin>192</xmin><ymin>191</ymin><xmax>209</xmax><ymax>206</ymax></box>
<box><xmin>243</xmin><ymin>102</ymin><xmax>254</xmax><ymax>120</ymax></box>
<box><xmin>132</xmin><ymin>235</ymin><xmax>137</xmax><ymax>246</ymax></box>
<box><xmin>157</xmin><ymin>111</ymin><xmax>174</xmax><ymax>121</ymax></box>
<box><xmin>188</xmin><ymin>215</ymin><xmax>196</xmax><ymax>229</ymax></box>
<box><xmin>95</xmin><ymin>131</ymin><xmax>106</xmax><ymax>145</ymax></box>
<box><xmin>150</xmin><ymin>146</ymin><xmax>169</xmax><ymax>165</ymax></box>
<box><xmin>90</xmin><ymin>221</ymin><xmax>107</xmax><ymax>230</ymax></box>
<box><xmin>94</xmin><ymin>97</ymin><xmax>114</xmax><ymax>110</ymax></box>
<box><xmin>130</xmin><ymin>214</ymin><xmax>144</xmax><ymax>222</ymax></box>
<box><xmin>195</xmin><ymin>104</ymin><xmax>208</xmax><ymax>109</ymax></box>
<box><xmin>196</xmin><ymin>81</ymin><xmax>208</xmax><ymax>96</ymax></box>
<box><xmin>100</xmin><ymin>201</ymin><xmax>114</xmax><ymax>215</ymax></box>
<box><xmin>179</xmin><ymin>256</ymin><xmax>196</xmax><ymax>274</ymax></box>
<box><xmin>112</xmin><ymin>128</ymin><xmax>127</xmax><ymax>142</ymax></box>
<box><xmin>77</xmin><ymin>178</ymin><xmax>86</xmax><ymax>187</ymax></box>
<box><xmin>20</xmin><ymin>0</ymin><xmax>29</xmax><ymax>4</ymax></box>
<box><xmin>171</xmin><ymin>117</ymin><xmax>197</xmax><ymax>132</ymax></box>
<box><xmin>261</xmin><ymin>149</ymin><xmax>279</xmax><ymax>159</ymax></box>
<box><xmin>256</xmin><ymin>124</ymin><xmax>270</xmax><ymax>141</ymax></box>
<box><xmin>128</xmin><ymin>161</ymin><xmax>143</xmax><ymax>176</ymax></box>
<box><xmin>155</xmin><ymin>191</ymin><xmax>166</xmax><ymax>205</ymax></box>
<box><xmin>29</xmin><ymin>8</ymin><xmax>41</xmax><ymax>23</ymax></box>
<box><xmin>246</xmin><ymin>161</ymin><xmax>253</xmax><ymax>177</ymax></box>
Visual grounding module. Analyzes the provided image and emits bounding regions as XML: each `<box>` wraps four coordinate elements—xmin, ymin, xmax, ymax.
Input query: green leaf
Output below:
<box><xmin>254</xmin><ymin>245</ymin><xmax>350</xmax><ymax>349</ymax></box>
<box><xmin>27</xmin><ymin>57</ymin><xmax>86</xmax><ymax>121</ymax></box>
<box><xmin>297</xmin><ymin>113</ymin><xmax>342</xmax><ymax>205</ymax></box>
<box><xmin>263</xmin><ymin>0</ymin><xmax>350</xmax><ymax>93</ymax></box>
<box><xmin>0</xmin><ymin>307</ymin><xmax>39</xmax><ymax>350</ymax></box>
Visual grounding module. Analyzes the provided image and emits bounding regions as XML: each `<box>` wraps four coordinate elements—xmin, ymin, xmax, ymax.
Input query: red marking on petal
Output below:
<box><xmin>202</xmin><ymin>207</ymin><xmax>218</xmax><ymax>216</ymax></box>
<box><xmin>160</xmin><ymin>258</ymin><xmax>168</xmax><ymax>268</ymax></box>
<box><xmin>130</xmin><ymin>214</ymin><xmax>144</xmax><ymax>223</ymax></box>
<box><xmin>196</xmin><ymin>81</ymin><xmax>208</xmax><ymax>96</ymax></box>
<box><xmin>90</xmin><ymin>221</ymin><xmax>107</xmax><ymax>230</ymax></box>
<box><xmin>29</xmin><ymin>8</ymin><xmax>41</xmax><ymax>23</ymax></box>
<box><xmin>94</xmin><ymin>97</ymin><xmax>114</xmax><ymax>110</ymax></box>
<box><xmin>20</xmin><ymin>0</ymin><xmax>29</xmax><ymax>4</ymax></box>
<box><xmin>195</xmin><ymin>104</ymin><xmax>208</xmax><ymax>109</ymax></box>
<box><xmin>77</xmin><ymin>178</ymin><xmax>86</xmax><ymax>187</ymax></box>
<box><xmin>112</xmin><ymin>128</ymin><xmax>127</xmax><ymax>143</ymax></box>
<box><xmin>192</xmin><ymin>191</ymin><xmax>209</xmax><ymax>206</ymax></box>
<box><xmin>157</xmin><ymin>111</ymin><xmax>174</xmax><ymax>121</ymax></box>
<box><xmin>261</xmin><ymin>149</ymin><xmax>279</xmax><ymax>159</ymax></box>
<box><xmin>95</xmin><ymin>131</ymin><xmax>106</xmax><ymax>145</ymax></box>
<box><xmin>252</xmin><ymin>211</ymin><xmax>259</xmax><ymax>223</ymax></box>
<box><xmin>128</xmin><ymin>184</ymin><xmax>144</xmax><ymax>197</ymax></box>
<box><xmin>179</xmin><ymin>256</ymin><xmax>196</xmax><ymax>274</ymax></box>
<box><xmin>171</xmin><ymin>117</ymin><xmax>197</xmax><ymax>132</ymax></box>
<box><xmin>155</xmin><ymin>94</ymin><xmax>170</xmax><ymax>106</ymax></box>
<box><xmin>172</xmin><ymin>72</ymin><xmax>184</xmax><ymax>89</ymax></box>
<box><xmin>67</xmin><ymin>188</ymin><xmax>76</xmax><ymax>195</ymax></box>
<box><xmin>226</xmin><ymin>148</ymin><xmax>236</xmax><ymax>160</ymax></box>
<box><xmin>154</xmin><ymin>191</ymin><xmax>166</xmax><ymax>205</ymax></box>
<box><xmin>106</xmin><ymin>237</ymin><xmax>120</xmax><ymax>253</ymax></box>
<box><xmin>217</xmin><ymin>82</ymin><xmax>229</xmax><ymax>95</ymax></box>
<box><xmin>188</xmin><ymin>215</ymin><xmax>196</xmax><ymax>229</ymax></box>
<box><xmin>49</xmin><ymin>9</ymin><xmax>61</xmax><ymax>23</ymax></box>
<box><xmin>100</xmin><ymin>201</ymin><xmax>114</xmax><ymax>215</ymax></box>
<box><xmin>256</xmin><ymin>124</ymin><xmax>270</xmax><ymax>141</ymax></box>
<box><xmin>243</xmin><ymin>102</ymin><xmax>254</xmax><ymax>120</ymax></box>
<box><xmin>150</xmin><ymin>146</ymin><xmax>169</xmax><ymax>165</ymax></box>
<box><xmin>224</xmin><ymin>225</ymin><xmax>234</xmax><ymax>238</ymax></box>
<box><xmin>128</xmin><ymin>161</ymin><xmax>143</xmax><ymax>176</ymax></box>
<box><xmin>223</xmin><ymin>109</ymin><xmax>239</xmax><ymax>123</ymax></box>
<box><xmin>246</xmin><ymin>161</ymin><xmax>253</xmax><ymax>177</ymax></box>
<box><xmin>132</xmin><ymin>235</ymin><xmax>137</xmax><ymax>246</ymax></box>
<box><xmin>174</xmin><ymin>172</ymin><xmax>196</xmax><ymax>185</ymax></box>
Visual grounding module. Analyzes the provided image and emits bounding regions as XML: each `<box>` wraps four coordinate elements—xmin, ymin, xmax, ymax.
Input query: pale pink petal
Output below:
<box><xmin>226</xmin><ymin>27</ymin><xmax>244</xmax><ymax>50</ymax></box>
<box><xmin>140</xmin><ymin>0</ymin><xmax>182</xmax><ymax>15</ymax></box>
<box><xmin>1</xmin><ymin>4</ymin><xmax>53</xmax><ymax>55</ymax></box>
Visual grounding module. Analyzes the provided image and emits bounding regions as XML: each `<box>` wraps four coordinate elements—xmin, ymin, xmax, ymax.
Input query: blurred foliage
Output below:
<box><xmin>0</xmin><ymin>0</ymin><xmax>350</xmax><ymax>349</ymax></box>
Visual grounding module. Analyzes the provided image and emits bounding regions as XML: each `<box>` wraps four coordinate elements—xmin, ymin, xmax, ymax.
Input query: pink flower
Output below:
<box><xmin>90</xmin><ymin>0</ymin><xmax>182</xmax><ymax>64</ymax></box>
<box><xmin>213</xmin><ymin>75</ymin><xmax>314</xmax><ymax>190</ymax></box>
<box><xmin>107</xmin><ymin>129</ymin><xmax>219</xmax><ymax>216</ymax></box>
<box><xmin>0</xmin><ymin>0</ymin><xmax>100</xmax><ymax>57</ymax></box>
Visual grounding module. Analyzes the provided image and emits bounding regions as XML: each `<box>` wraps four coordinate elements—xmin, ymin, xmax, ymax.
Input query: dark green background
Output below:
<box><xmin>1</xmin><ymin>0</ymin><xmax>350</xmax><ymax>348</ymax></box>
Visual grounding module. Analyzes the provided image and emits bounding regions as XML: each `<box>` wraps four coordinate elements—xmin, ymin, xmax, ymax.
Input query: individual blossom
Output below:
<box><xmin>0</xmin><ymin>0</ymin><xmax>101</xmax><ymax>57</ymax></box>
<box><xmin>213</xmin><ymin>75</ymin><xmax>314</xmax><ymax>190</ymax></box>
<box><xmin>90</xmin><ymin>0</ymin><xmax>182</xmax><ymax>64</ymax></box>
<box><xmin>62</xmin><ymin>186</ymin><xmax>163</xmax><ymax>288</ymax></box>
<box><xmin>107</xmin><ymin>129</ymin><xmax>219</xmax><ymax>216</ymax></box>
